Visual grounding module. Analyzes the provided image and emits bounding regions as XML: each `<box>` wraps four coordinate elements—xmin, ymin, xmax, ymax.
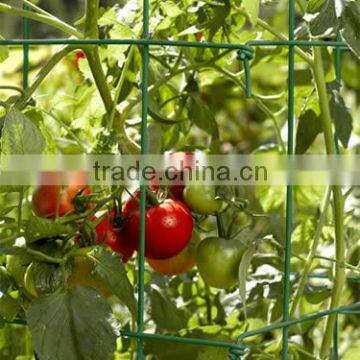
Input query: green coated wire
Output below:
<box><xmin>332</xmin><ymin>314</ymin><xmax>339</xmax><ymax>360</ymax></box>
<box><xmin>333</xmin><ymin>32</ymin><xmax>342</xmax><ymax>153</ymax></box>
<box><xmin>22</xmin><ymin>4</ymin><xmax>29</xmax><ymax>89</ymax></box>
<box><xmin>281</xmin><ymin>0</ymin><xmax>295</xmax><ymax>358</ymax></box>
<box><xmin>137</xmin><ymin>0</ymin><xmax>150</xmax><ymax>358</ymax></box>
<box><xmin>331</xmin><ymin>31</ymin><xmax>342</xmax><ymax>359</ymax></box>
<box><xmin>0</xmin><ymin>38</ymin><xmax>350</xmax><ymax>50</ymax></box>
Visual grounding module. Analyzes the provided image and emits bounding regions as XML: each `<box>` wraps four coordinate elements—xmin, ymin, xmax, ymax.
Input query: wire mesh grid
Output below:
<box><xmin>1</xmin><ymin>0</ymin><xmax>359</xmax><ymax>359</ymax></box>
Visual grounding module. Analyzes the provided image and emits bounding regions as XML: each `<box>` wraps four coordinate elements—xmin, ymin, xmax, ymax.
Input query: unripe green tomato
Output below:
<box><xmin>6</xmin><ymin>254</ymin><xmax>31</xmax><ymax>288</ymax></box>
<box><xmin>196</xmin><ymin>237</ymin><xmax>247</xmax><ymax>289</ymax></box>
<box><xmin>24</xmin><ymin>262</ymin><xmax>65</xmax><ymax>297</ymax></box>
<box><xmin>183</xmin><ymin>185</ymin><xmax>222</xmax><ymax>215</ymax></box>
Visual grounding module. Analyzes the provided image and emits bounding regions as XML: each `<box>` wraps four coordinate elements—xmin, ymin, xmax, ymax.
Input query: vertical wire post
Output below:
<box><xmin>334</xmin><ymin>32</ymin><xmax>342</xmax><ymax>154</ymax></box>
<box><xmin>281</xmin><ymin>0</ymin><xmax>295</xmax><ymax>358</ymax></box>
<box><xmin>331</xmin><ymin>33</ymin><xmax>342</xmax><ymax>359</ymax></box>
<box><xmin>137</xmin><ymin>0</ymin><xmax>150</xmax><ymax>358</ymax></box>
<box><xmin>332</xmin><ymin>314</ymin><xmax>339</xmax><ymax>360</ymax></box>
<box><xmin>22</xmin><ymin>4</ymin><xmax>29</xmax><ymax>89</ymax></box>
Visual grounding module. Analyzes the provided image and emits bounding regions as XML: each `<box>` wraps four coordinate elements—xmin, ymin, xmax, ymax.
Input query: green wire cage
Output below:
<box><xmin>2</xmin><ymin>0</ymin><xmax>360</xmax><ymax>359</ymax></box>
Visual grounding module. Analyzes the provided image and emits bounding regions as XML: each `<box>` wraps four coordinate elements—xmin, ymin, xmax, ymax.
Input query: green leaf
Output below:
<box><xmin>304</xmin><ymin>285</ymin><xmax>331</xmax><ymax>304</ymax></box>
<box><xmin>242</xmin><ymin>0</ymin><xmax>260</xmax><ymax>26</ymax></box>
<box><xmin>25</xmin><ymin>262</ymin><xmax>69</xmax><ymax>296</ymax></box>
<box><xmin>27</xmin><ymin>287</ymin><xmax>118</xmax><ymax>360</ymax></box>
<box><xmin>0</xmin><ymin>36</ymin><xmax>9</xmax><ymax>63</ymax></box>
<box><xmin>238</xmin><ymin>244</ymin><xmax>256</xmax><ymax>320</ymax></box>
<box><xmin>188</xmin><ymin>93</ymin><xmax>219</xmax><ymax>139</ymax></box>
<box><xmin>89</xmin><ymin>248</ymin><xmax>137</xmax><ymax>320</ymax></box>
<box><xmin>338</xmin><ymin>0</ymin><xmax>360</xmax><ymax>58</ymax></box>
<box><xmin>343</xmin><ymin>340</ymin><xmax>360</xmax><ymax>360</ymax></box>
<box><xmin>1</xmin><ymin>107</ymin><xmax>45</xmax><ymax>154</ymax></box>
<box><xmin>328</xmin><ymin>83</ymin><xmax>353</xmax><ymax>148</ymax></box>
<box><xmin>25</xmin><ymin>216</ymin><xmax>75</xmax><ymax>242</ymax></box>
<box><xmin>291</xmin><ymin>219</ymin><xmax>316</xmax><ymax>255</ymax></box>
<box><xmin>305</xmin><ymin>0</ymin><xmax>338</xmax><ymax>37</ymax></box>
<box><xmin>147</xmin><ymin>122</ymin><xmax>163</xmax><ymax>154</ymax></box>
<box><xmin>295</xmin><ymin>109</ymin><xmax>323</xmax><ymax>154</ymax></box>
<box><xmin>150</xmin><ymin>287</ymin><xmax>190</xmax><ymax>331</ymax></box>
<box><xmin>160</xmin><ymin>1</ymin><xmax>183</xmax><ymax>18</ymax></box>
<box><xmin>0</xmin><ymin>294</ymin><xmax>20</xmax><ymax>321</ymax></box>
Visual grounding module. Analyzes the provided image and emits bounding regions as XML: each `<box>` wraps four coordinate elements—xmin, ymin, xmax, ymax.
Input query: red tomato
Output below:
<box><xmin>32</xmin><ymin>171</ymin><xmax>91</xmax><ymax>218</ymax></box>
<box><xmin>73</xmin><ymin>51</ymin><xmax>85</xmax><ymax>69</ymax></box>
<box><xmin>95</xmin><ymin>212</ymin><xmax>134</xmax><ymax>262</ymax></box>
<box><xmin>147</xmin><ymin>231</ymin><xmax>200</xmax><ymax>275</ymax></box>
<box><xmin>123</xmin><ymin>199</ymin><xmax>194</xmax><ymax>260</ymax></box>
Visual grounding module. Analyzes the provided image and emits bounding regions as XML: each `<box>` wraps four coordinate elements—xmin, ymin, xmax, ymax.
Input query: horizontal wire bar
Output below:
<box><xmin>0</xmin><ymin>38</ymin><xmax>350</xmax><ymax>50</ymax></box>
<box><xmin>237</xmin><ymin>302</ymin><xmax>360</xmax><ymax>342</ymax></box>
<box><xmin>120</xmin><ymin>330</ymin><xmax>245</xmax><ymax>350</ymax></box>
<box><xmin>247</xmin><ymin>40</ymin><xmax>350</xmax><ymax>49</ymax></box>
<box><xmin>0</xmin><ymin>38</ymin><xmax>252</xmax><ymax>51</ymax></box>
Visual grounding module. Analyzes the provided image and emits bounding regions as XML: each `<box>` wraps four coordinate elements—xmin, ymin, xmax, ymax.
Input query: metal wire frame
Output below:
<box><xmin>2</xmin><ymin>0</ymin><xmax>357</xmax><ymax>359</ymax></box>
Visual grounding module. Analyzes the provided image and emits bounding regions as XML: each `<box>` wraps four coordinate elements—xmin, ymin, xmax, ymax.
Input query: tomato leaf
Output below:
<box><xmin>0</xmin><ymin>294</ymin><xmax>20</xmax><ymax>321</ymax></box>
<box><xmin>160</xmin><ymin>1</ymin><xmax>183</xmax><ymax>18</ymax></box>
<box><xmin>27</xmin><ymin>287</ymin><xmax>119</xmax><ymax>360</ymax></box>
<box><xmin>188</xmin><ymin>93</ymin><xmax>219</xmax><ymax>139</ymax></box>
<box><xmin>0</xmin><ymin>36</ymin><xmax>9</xmax><ymax>63</ymax></box>
<box><xmin>1</xmin><ymin>107</ymin><xmax>45</xmax><ymax>155</ymax></box>
<box><xmin>89</xmin><ymin>247</ymin><xmax>137</xmax><ymax>320</ymax></box>
<box><xmin>329</xmin><ymin>89</ymin><xmax>353</xmax><ymax>148</ymax></box>
<box><xmin>238</xmin><ymin>244</ymin><xmax>256</xmax><ymax>321</ymax></box>
<box><xmin>242</xmin><ymin>0</ymin><xmax>260</xmax><ymax>26</ymax></box>
<box><xmin>338</xmin><ymin>0</ymin><xmax>360</xmax><ymax>58</ymax></box>
<box><xmin>25</xmin><ymin>216</ymin><xmax>75</xmax><ymax>243</ymax></box>
<box><xmin>150</xmin><ymin>286</ymin><xmax>190</xmax><ymax>331</ymax></box>
<box><xmin>305</xmin><ymin>0</ymin><xmax>337</xmax><ymax>38</ymax></box>
<box><xmin>295</xmin><ymin>109</ymin><xmax>323</xmax><ymax>154</ymax></box>
<box><xmin>291</xmin><ymin>218</ymin><xmax>316</xmax><ymax>255</ymax></box>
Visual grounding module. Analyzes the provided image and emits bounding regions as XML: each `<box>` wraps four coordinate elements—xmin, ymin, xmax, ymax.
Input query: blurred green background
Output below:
<box><xmin>0</xmin><ymin>0</ymin><xmax>121</xmax><ymax>38</ymax></box>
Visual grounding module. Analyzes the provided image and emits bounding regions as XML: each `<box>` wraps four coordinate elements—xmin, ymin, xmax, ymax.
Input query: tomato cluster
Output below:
<box><xmin>28</xmin><ymin>152</ymin><xmax>250</xmax><ymax>291</ymax></box>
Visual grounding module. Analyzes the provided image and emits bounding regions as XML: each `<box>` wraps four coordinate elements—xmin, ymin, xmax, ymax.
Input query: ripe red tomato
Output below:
<box><xmin>32</xmin><ymin>172</ymin><xmax>91</xmax><ymax>218</ymax></box>
<box><xmin>147</xmin><ymin>231</ymin><xmax>200</xmax><ymax>275</ymax></box>
<box><xmin>73</xmin><ymin>51</ymin><xmax>85</xmax><ymax>69</ymax></box>
<box><xmin>95</xmin><ymin>212</ymin><xmax>134</xmax><ymax>262</ymax></box>
<box><xmin>123</xmin><ymin>198</ymin><xmax>194</xmax><ymax>260</ymax></box>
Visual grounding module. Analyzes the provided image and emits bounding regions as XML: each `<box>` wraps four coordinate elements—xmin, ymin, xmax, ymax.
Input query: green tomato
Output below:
<box><xmin>183</xmin><ymin>185</ymin><xmax>222</xmax><ymax>215</ymax></box>
<box><xmin>24</xmin><ymin>262</ymin><xmax>65</xmax><ymax>297</ymax></box>
<box><xmin>196</xmin><ymin>237</ymin><xmax>247</xmax><ymax>289</ymax></box>
<box><xmin>6</xmin><ymin>253</ymin><xmax>31</xmax><ymax>288</ymax></box>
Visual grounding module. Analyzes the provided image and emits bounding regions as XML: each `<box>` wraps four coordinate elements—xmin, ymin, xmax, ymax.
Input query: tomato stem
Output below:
<box><xmin>312</xmin><ymin>46</ymin><xmax>346</xmax><ymax>358</ymax></box>
<box><xmin>145</xmin><ymin>187</ymin><xmax>160</xmax><ymax>206</ymax></box>
<box><xmin>216</xmin><ymin>213</ymin><xmax>225</xmax><ymax>239</ymax></box>
<box><xmin>0</xmin><ymin>3</ymin><xmax>82</xmax><ymax>38</ymax></box>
